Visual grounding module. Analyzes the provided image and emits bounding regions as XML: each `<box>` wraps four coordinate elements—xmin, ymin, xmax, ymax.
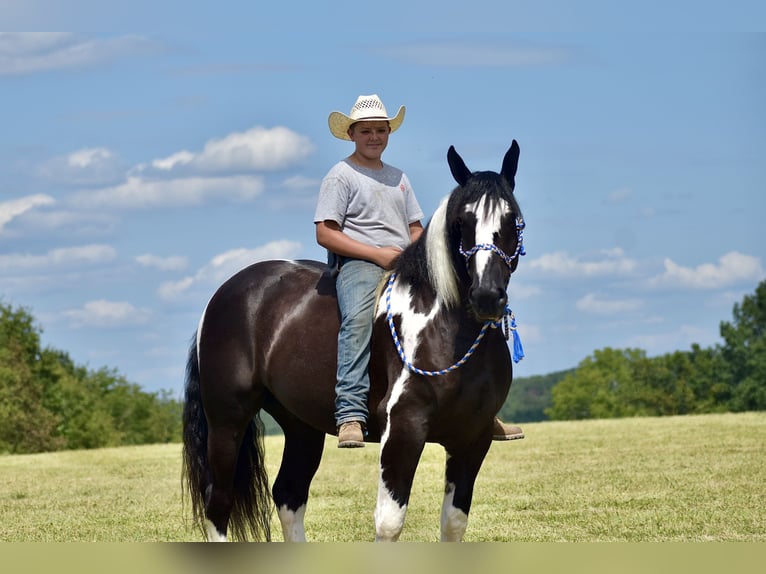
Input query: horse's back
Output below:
<box><xmin>198</xmin><ymin>259</ymin><xmax>340</xmax><ymax>432</ymax></box>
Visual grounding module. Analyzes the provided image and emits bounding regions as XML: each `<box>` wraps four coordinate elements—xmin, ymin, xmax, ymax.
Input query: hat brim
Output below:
<box><xmin>328</xmin><ymin>105</ymin><xmax>406</xmax><ymax>140</ymax></box>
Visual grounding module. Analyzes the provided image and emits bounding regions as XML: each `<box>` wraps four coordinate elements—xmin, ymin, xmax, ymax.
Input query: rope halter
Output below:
<box><xmin>385</xmin><ymin>215</ymin><xmax>526</xmax><ymax>377</ymax></box>
<box><xmin>458</xmin><ymin>216</ymin><xmax>526</xmax><ymax>268</ymax></box>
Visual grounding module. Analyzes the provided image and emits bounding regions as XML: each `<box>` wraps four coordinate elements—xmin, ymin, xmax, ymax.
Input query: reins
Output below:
<box><xmin>385</xmin><ymin>217</ymin><xmax>526</xmax><ymax>377</ymax></box>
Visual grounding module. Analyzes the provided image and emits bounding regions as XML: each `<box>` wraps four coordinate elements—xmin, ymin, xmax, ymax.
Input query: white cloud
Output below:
<box><xmin>528</xmin><ymin>247</ymin><xmax>637</xmax><ymax>278</ymax></box>
<box><xmin>157</xmin><ymin>276</ymin><xmax>196</xmax><ymax>301</ymax></box>
<box><xmin>63</xmin><ymin>299</ymin><xmax>151</xmax><ymax>328</ymax></box>
<box><xmin>507</xmin><ymin>281</ymin><xmax>542</xmax><ymax>300</ymax></box>
<box><xmin>136</xmin><ymin>254</ymin><xmax>189</xmax><ymax>272</ymax></box>
<box><xmin>69</xmin><ymin>174</ymin><xmax>265</xmax><ymax>209</ymax></box>
<box><xmin>0</xmin><ymin>32</ymin><xmax>156</xmax><ymax>76</ymax></box>
<box><xmin>0</xmin><ymin>244</ymin><xmax>117</xmax><ymax>272</ymax></box>
<box><xmin>39</xmin><ymin>147</ymin><xmax>124</xmax><ymax>186</ymax></box>
<box><xmin>576</xmin><ymin>293</ymin><xmax>642</xmax><ymax>315</ymax></box>
<box><xmin>149</xmin><ymin>126</ymin><xmax>315</xmax><ymax>173</ymax></box>
<box><xmin>0</xmin><ymin>194</ymin><xmax>55</xmax><ymax>232</ymax></box>
<box><xmin>52</xmin><ymin>127</ymin><xmax>314</xmax><ymax>212</ymax></box>
<box><xmin>158</xmin><ymin>240</ymin><xmax>303</xmax><ymax>300</ymax></box>
<box><xmin>648</xmin><ymin>251</ymin><xmax>765</xmax><ymax>290</ymax></box>
<box><xmin>68</xmin><ymin>147</ymin><xmax>112</xmax><ymax>168</ymax></box>
<box><xmin>151</xmin><ymin>151</ymin><xmax>195</xmax><ymax>171</ymax></box>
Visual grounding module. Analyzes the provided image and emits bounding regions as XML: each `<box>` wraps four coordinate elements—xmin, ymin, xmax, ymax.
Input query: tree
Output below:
<box><xmin>0</xmin><ymin>301</ymin><xmax>182</xmax><ymax>453</ymax></box>
<box><xmin>0</xmin><ymin>303</ymin><xmax>63</xmax><ymax>453</ymax></box>
<box><xmin>545</xmin><ymin>348</ymin><xmax>708</xmax><ymax>420</ymax></box>
<box><xmin>546</xmin><ymin>348</ymin><xmax>647</xmax><ymax>420</ymax></box>
<box><xmin>686</xmin><ymin>343</ymin><xmax>732</xmax><ymax>412</ymax></box>
<box><xmin>720</xmin><ymin>280</ymin><xmax>766</xmax><ymax>411</ymax></box>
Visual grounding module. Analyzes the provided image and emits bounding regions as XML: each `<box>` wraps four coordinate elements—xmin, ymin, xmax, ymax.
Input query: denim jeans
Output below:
<box><xmin>334</xmin><ymin>258</ymin><xmax>384</xmax><ymax>428</ymax></box>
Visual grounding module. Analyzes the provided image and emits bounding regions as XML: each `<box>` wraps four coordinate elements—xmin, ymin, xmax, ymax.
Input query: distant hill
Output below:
<box><xmin>498</xmin><ymin>368</ymin><xmax>575</xmax><ymax>423</ymax></box>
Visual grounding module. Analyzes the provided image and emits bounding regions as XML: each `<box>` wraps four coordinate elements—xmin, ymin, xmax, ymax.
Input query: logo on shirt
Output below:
<box><xmin>400</xmin><ymin>184</ymin><xmax>406</xmax><ymax>193</ymax></box>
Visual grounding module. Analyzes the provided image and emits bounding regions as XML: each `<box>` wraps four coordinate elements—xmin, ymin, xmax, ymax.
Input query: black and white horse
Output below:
<box><xmin>182</xmin><ymin>142</ymin><xmax>526</xmax><ymax>541</ymax></box>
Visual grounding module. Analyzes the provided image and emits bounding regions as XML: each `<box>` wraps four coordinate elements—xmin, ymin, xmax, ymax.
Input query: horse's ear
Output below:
<box><xmin>501</xmin><ymin>140</ymin><xmax>520</xmax><ymax>191</ymax></box>
<box><xmin>448</xmin><ymin>145</ymin><xmax>471</xmax><ymax>187</ymax></box>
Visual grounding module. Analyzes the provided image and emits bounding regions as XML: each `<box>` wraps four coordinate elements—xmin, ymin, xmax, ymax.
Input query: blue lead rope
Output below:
<box><xmin>386</xmin><ymin>273</ymin><xmax>524</xmax><ymax>376</ymax></box>
<box><xmin>489</xmin><ymin>306</ymin><xmax>524</xmax><ymax>364</ymax></box>
<box><xmin>503</xmin><ymin>310</ymin><xmax>525</xmax><ymax>364</ymax></box>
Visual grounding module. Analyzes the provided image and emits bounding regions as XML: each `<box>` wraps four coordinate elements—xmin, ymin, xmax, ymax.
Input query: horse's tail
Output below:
<box><xmin>181</xmin><ymin>333</ymin><xmax>272</xmax><ymax>541</ymax></box>
<box><xmin>181</xmin><ymin>334</ymin><xmax>210</xmax><ymax>537</ymax></box>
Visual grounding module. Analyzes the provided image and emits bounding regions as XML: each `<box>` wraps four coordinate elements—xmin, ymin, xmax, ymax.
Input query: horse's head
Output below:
<box><xmin>445</xmin><ymin>142</ymin><xmax>525</xmax><ymax>321</ymax></box>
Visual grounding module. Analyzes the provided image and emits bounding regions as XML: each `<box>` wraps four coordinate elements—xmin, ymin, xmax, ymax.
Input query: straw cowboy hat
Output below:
<box><xmin>328</xmin><ymin>94</ymin><xmax>406</xmax><ymax>140</ymax></box>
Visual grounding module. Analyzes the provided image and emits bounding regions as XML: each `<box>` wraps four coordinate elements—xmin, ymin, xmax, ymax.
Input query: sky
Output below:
<box><xmin>1</xmin><ymin>3</ymin><xmax>765</xmax><ymax>398</ymax></box>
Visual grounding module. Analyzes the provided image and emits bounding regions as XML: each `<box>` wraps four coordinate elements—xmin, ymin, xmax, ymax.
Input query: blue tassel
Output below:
<box><xmin>511</xmin><ymin>315</ymin><xmax>525</xmax><ymax>363</ymax></box>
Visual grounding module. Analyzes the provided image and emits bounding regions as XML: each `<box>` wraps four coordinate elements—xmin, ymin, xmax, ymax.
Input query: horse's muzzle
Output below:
<box><xmin>468</xmin><ymin>286</ymin><xmax>507</xmax><ymax>322</ymax></box>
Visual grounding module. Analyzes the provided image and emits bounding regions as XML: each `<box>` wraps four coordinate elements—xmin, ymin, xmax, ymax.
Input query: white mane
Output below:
<box><xmin>425</xmin><ymin>195</ymin><xmax>460</xmax><ymax>307</ymax></box>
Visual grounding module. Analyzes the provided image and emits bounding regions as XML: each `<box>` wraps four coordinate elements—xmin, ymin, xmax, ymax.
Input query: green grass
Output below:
<box><xmin>0</xmin><ymin>412</ymin><xmax>764</xmax><ymax>542</ymax></box>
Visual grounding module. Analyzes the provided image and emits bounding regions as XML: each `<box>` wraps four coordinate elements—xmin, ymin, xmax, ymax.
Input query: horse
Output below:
<box><xmin>182</xmin><ymin>141</ymin><xmax>526</xmax><ymax>542</ymax></box>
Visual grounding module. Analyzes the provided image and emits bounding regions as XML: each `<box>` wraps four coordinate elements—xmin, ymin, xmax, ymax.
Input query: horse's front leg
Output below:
<box><xmin>374</xmin><ymin>403</ymin><xmax>428</xmax><ymax>542</ymax></box>
<box><xmin>441</xmin><ymin>438</ymin><xmax>492</xmax><ymax>541</ymax></box>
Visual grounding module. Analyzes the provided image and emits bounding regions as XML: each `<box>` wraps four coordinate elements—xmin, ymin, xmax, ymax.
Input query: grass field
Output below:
<box><xmin>0</xmin><ymin>411</ymin><xmax>764</xmax><ymax>542</ymax></box>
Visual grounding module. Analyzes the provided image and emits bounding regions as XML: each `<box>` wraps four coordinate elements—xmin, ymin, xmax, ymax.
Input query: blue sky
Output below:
<box><xmin>1</xmin><ymin>4</ymin><xmax>765</xmax><ymax>398</ymax></box>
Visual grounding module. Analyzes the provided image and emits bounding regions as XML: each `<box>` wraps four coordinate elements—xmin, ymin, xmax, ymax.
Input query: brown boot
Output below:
<box><xmin>337</xmin><ymin>421</ymin><xmax>365</xmax><ymax>448</ymax></box>
<box><xmin>492</xmin><ymin>418</ymin><xmax>524</xmax><ymax>441</ymax></box>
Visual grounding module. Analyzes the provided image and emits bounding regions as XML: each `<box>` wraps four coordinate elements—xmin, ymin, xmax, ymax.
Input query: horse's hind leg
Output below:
<box><xmin>204</xmin><ymin>422</ymin><xmax>245</xmax><ymax>541</ymax></box>
<box><xmin>440</xmin><ymin>440</ymin><xmax>491</xmax><ymax>541</ymax></box>
<box><xmin>266</xmin><ymin>401</ymin><xmax>326</xmax><ymax>542</ymax></box>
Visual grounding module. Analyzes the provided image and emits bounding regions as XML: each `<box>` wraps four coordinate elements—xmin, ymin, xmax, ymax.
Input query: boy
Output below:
<box><xmin>314</xmin><ymin>94</ymin><xmax>523</xmax><ymax>447</ymax></box>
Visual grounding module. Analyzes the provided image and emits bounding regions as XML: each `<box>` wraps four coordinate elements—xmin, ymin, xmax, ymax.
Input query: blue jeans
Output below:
<box><xmin>334</xmin><ymin>258</ymin><xmax>384</xmax><ymax>428</ymax></box>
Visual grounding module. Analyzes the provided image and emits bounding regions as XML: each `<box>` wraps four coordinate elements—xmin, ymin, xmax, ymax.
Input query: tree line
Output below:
<box><xmin>0</xmin><ymin>302</ymin><xmax>181</xmax><ymax>454</ymax></box>
<box><xmin>500</xmin><ymin>279</ymin><xmax>766</xmax><ymax>422</ymax></box>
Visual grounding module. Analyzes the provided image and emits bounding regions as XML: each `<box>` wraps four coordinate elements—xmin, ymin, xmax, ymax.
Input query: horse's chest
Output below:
<box><xmin>376</xmin><ymin>285</ymin><xmax>509</xmax><ymax>414</ymax></box>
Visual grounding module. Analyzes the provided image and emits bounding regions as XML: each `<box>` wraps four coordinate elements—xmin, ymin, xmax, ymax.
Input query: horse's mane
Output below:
<box><xmin>396</xmin><ymin>171</ymin><xmax>522</xmax><ymax>309</ymax></box>
<box><xmin>395</xmin><ymin>195</ymin><xmax>457</xmax><ymax>307</ymax></box>
<box><xmin>425</xmin><ymin>196</ymin><xmax>460</xmax><ymax>306</ymax></box>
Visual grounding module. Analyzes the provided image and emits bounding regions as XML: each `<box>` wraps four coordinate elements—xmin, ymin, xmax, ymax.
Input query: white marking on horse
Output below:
<box><xmin>374</xmin><ymin>278</ymin><xmax>443</xmax><ymax>541</ymax></box>
<box><xmin>196</xmin><ymin>302</ymin><xmax>209</xmax><ymax>367</ymax></box>
<box><xmin>277</xmin><ymin>504</ymin><xmax>307</xmax><ymax>542</ymax></box>
<box><xmin>204</xmin><ymin>519</ymin><xmax>227</xmax><ymax>542</ymax></box>
<box><xmin>440</xmin><ymin>480</ymin><xmax>469</xmax><ymax>541</ymax></box>
<box><xmin>464</xmin><ymin>196</ymin><xmax>509</xmax><ymax>279</ymax></box>
<box><xmin>374</xmin><ymin>479</ymin><xmax>407</xmax><ymax>541</ymax></box>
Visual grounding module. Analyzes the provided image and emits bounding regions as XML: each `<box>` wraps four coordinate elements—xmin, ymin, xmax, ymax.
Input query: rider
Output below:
<box><xmin>314</xmin><ymin>94</ymin><xmax>525</xmax><ymax>448</ymax></box>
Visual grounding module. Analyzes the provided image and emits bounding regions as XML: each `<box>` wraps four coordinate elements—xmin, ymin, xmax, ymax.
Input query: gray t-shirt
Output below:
<box><xmin>314</xmin><ymin>159</ymin><xmax>424</xmax><ymax>266</ymax></box>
